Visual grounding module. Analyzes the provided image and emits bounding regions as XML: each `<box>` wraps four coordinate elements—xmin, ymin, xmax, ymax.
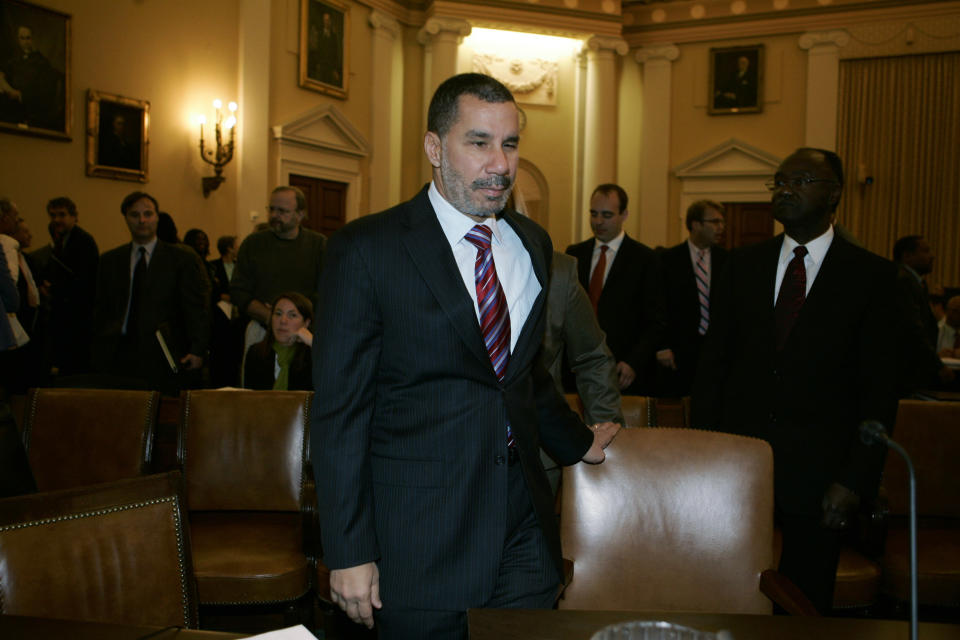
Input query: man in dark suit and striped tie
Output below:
<box><xmin>656</xmin><ymin>200</ymin><xmax>728</xmax><ymax>397</ymax></box>
<box><xmin>312</xmin><ymin>73</ymin><xmax>619</xmax><ymax>639</ymax></box>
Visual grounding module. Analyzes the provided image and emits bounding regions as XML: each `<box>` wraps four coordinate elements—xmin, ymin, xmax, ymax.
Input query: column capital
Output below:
<box><xmin>798</xmin><ymin>30</ymin><xmax>849</xmax><ymax>50</ymax></box>
<box><xmin>583</xmin><ymin>35</ymin><xmax>629</xmax><ymax>56</ymax></box>
<box><xmin>369</xmin><ymin>10</ymin><xmax>400</xmax><ymax>39</ymax></box>
<box><xmin>417</xmin><ymin>17</ymin><xmax>471</xmax><ymax>45</ymax></box>
<box><xmin>634</xmin><ymin>44</ymin><xmax>680</xmax><ymax>64</ymax></box>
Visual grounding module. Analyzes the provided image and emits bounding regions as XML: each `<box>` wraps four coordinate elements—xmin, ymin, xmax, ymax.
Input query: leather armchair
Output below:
<box><xmin>21</xmin><ymin>387</ymin><xmax>160</xmax><ymax>491</ymax></box>
<box><xmin>0</xmin><ymin>471</ymin><xmax>197</xmax><ymax>628</ymax></box>
<box><xmin>178</xmin><ymin>389</ymin><xmax>315</xmax><ymax>619</ymax></box>
<box><xmin>559</xmin><ymin>427</ymin><xmax>814</xmax><ymax>614</ymax></box>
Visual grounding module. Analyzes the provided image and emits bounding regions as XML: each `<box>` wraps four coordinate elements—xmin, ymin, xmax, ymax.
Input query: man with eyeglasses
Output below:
<box><xmin>655</xmin><ymin>200</ymin><xmax>728</xmax><ymax>397</ymax></box>
<box><xmin>230</xmin><ymin>186</ymin><xmax>326</xmax><ymax>364</ymax></box>
<box><xmin>692</xmin><ymin>148</ymin><xmax>899</xmax><ymax>614</ymax></box>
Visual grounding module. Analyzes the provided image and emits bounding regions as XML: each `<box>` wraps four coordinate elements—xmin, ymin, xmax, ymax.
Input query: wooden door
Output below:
<box><xmin>288</xmin><ymin>174</ymin><xmax>347</xmax><ymax>237</ymax></box>
<box><xmin>720</xmin><ymin>202</ymin><xmax>774</xmax><ymax>249</ymax></box>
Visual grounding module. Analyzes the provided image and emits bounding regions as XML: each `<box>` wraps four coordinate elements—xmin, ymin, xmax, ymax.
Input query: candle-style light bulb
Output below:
<box><xmin>213</xmin><ymin>99</ymin><xmax>222</xmax><ymax>110</ymax></box>
<box><xmin>228</xmin><ymin>101</ymin><xmax>238</xmax><ymax>112</ymax></box>
<box><xmin>224</xmin><ymin>116</ymin><xmax>237</xmax><ymax>130</ymax></box>
<box><xmin>197</xmin><ymin>115</ymin><xmax>207</xmax><ymax>125</ymax></box>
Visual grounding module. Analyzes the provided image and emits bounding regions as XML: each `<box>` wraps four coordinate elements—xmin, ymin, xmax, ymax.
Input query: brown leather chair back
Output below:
<box><xmin>565</xmin><ymin>393</ymin><xmax>584</xmax><ymax>417</ymax></box>
<box><xmin>620</xmin><ymin>395</ymin><xmax>654</xmax><ymax>427</ymax></box>
<box><xmin>22</xmin><ymin>388</ymin><xmax>159</xmax><ymax>491</ymax></box>
<box><xmin>180</xmin><ymin>390</ymin><xmax>311</xmax><ymax>511</ymax></box>
<box><xmin>0</xmin><ymin>471</ymin><xmax>198</xmax><ymax>628</ymax></box>
<box><xmin>560</xmin><ymin>427</ymin><xmax>775</xmax><ymax>614</ymax></box>
<box><xmin>885</xmin><ymin>400</ymin><xmax>960</xmax><ymax>517</ymax></box>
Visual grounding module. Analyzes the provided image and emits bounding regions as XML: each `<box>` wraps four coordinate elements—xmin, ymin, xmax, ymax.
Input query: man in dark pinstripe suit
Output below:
<box><xmin>311</xmin><ymin>74</ymin><xmax>617</xmax><ymax>639</ymax></box>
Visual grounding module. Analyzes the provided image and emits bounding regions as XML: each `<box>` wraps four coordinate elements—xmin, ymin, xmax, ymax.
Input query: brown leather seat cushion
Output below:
<box><xmin>191</xmin><ymin>511</ymin><xmax>310</xmax><ymax>604</ymax></box>
<box><xmin>883</xmin><ymin>525</ymin><xmax>960</xmax><ymax>606</ymax></box>
<box><xmin>833</xmin><ymin>546</ymin><xmax>881</xmax><ymax>609</ymax></box>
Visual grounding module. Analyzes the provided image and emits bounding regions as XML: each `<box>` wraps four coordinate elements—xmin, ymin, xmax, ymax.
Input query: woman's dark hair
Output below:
<box><xmin>183</xmin><ymin>228</ymin><xmax>209</xmax><ymax>258</ymax></box>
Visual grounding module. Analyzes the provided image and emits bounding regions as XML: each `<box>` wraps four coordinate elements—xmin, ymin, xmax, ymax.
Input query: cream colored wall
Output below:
<box><xmin>666</xmin><ymin>33</ymin><xmax>807</xmax><ymax>245</ymax></box>
<box><xmin>268</xmin><ymin>0</ymin><xmax>373</xmax><ymax>218</ymax></box>
<box><xmin>0</xmin><ymin>0</ymin><xmax>240</xmax><ymax>253</ymax></box>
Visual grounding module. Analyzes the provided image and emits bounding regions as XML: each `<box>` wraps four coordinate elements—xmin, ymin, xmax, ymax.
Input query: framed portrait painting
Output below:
<box><xmin>709</xmin><ymin>44</ymin><xmax>763</xmax><ymax>115</ymax></box>
<box><xmin>86</xmin><ymin>90</ymin><xmax>149</xmax><ymax>182</ymax></box>
<box><xmin>298</xmin><ymin>0</ymin><xmax>349</xmax><ymax>99</ymax></box>
<box><xmin>0</xmin><ymin>0</ymin><xmax>70</xmax><ymax>139</ymax></box>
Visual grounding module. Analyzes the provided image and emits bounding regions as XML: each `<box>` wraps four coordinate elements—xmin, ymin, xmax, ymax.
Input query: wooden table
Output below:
<box><xmin>0</xmin><ymin>615</ymin><xmax>248</xmax><ymax>640</ymax></box>
<box><xmin>468</xmin><ymin>609</ymin><xmax>960</xmax><ymax>640</ymax></box>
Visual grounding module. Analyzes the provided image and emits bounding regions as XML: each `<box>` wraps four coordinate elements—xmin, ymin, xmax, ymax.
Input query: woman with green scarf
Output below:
<box><xmin>242</xmin><ymin>292</ymin><xmax>313</xmax><ymax>391</ymax></box>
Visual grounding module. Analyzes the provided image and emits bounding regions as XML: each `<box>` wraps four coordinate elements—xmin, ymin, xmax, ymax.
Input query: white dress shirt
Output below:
<box><xmin>773</xmin><ymin>226</ymin><xmax>834</xmax><ymax>304</ymax></box>
<box><xmin>590</xmin><ymin>231</ymin><xmax>625</xmax><ymax>288</ymax></box>
<box><xmin>430</xmin><ymin>182</ymin><xmax>540</xmax><ymax>353</ymax></box>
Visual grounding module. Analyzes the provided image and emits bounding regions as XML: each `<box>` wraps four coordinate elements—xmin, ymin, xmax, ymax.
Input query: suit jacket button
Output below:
<box><xmin>495</xmin><ymin>455</ymin><xmax>506</xmax><ymax>465</ymax></box>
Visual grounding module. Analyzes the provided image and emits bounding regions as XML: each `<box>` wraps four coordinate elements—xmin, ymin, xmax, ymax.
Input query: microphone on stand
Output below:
<box><xmin>860</xmin><ymin>420</ymin><xmax>917</xmax><ymax>640</ymax></box>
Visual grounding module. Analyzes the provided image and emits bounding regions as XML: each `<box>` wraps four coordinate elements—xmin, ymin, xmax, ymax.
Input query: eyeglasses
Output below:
<box><xmin>701</xmin><ymin>218</ymin><xmax>725</xmax><ymax>225</ymax></box>
<box><xmin>765</xmin><ymin>177</ymin><xmax>838</xmax><ymax>192</ymax></box>
<box><xmin>266</xmin><ymin>205</ymin><xmax>297</xmax><ymax>216</ymax></box>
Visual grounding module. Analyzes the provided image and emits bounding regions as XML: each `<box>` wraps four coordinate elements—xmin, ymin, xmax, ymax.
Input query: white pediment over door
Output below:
<box><xmin>272</xmin><ymin>105</ymin><xmax>370</xmax><ymax>223</ymax></box>
<box><xmin>672</xmin><ymin>139</ymin><xmax>782</xmax><ymax>239</ymax></box>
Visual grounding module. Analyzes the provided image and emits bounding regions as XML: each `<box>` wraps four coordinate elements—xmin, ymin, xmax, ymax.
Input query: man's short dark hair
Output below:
<box><xmin>217</xmin><ymin>235</ymin><xmax>237</xmax><ymax>256</ymax></box>
<box><xmin>427</xmin><ymin>73</ymin><xmax>516</xmax><ymax>138</ymax></box>
<box><xmin>47</xmin><ymin>196</ymin><xmax>78</xmax><ymax>217</ymax></box>
<box><xmin>271</xmin><ymin>185</ymin><xmax>306</xmax><ymax>212</ymax></box>
<box><xmin>120</xmin><ymin>191</ymin><xmax>159</xmax><ymax>215</ymax></box>
<box><xmin>893</xmin><ymin>235</ymin><xmax>924</xmax><ymax>263</ymax></box>
<box><xmin>686</xmin><ymin>199</ymin><xmax>724</xmax><ymax>231</ymax></box>
<box><xmin>591</xmin><ymin>184</ymin><xmax>628</xmax><ymax>214</ymax></box>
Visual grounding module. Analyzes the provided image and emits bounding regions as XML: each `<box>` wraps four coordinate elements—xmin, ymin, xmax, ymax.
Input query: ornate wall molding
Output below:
<box><xmin>417</xmin><ymin>17</ymin><xmax>472</xmax><ymax>45</ymax></box>
<box><xmin>584</xmin><ymin>35</ymin><xmax>629</xmax><ymax>56</ymax></box>
<box><xmin>472</xmin><ymin>54</ymin><xmax>559</xmax><ymax>105</ymax></box>
<box><xmin>635</xmin><ymin>44</ymin><xmax>680</xmax><ymax>64</ymax></box>
<box><xmin>369</xmin><ymin>10</ymin><xmax>401</xmax><ymax>38</ymax></box>
<box><xmin>799</xmin><ymin>30</ymin><xmax>850</xmax><ymax>50</ymax></box>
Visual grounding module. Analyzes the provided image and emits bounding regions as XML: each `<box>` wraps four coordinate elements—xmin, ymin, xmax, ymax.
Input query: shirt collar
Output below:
<box><xmin>429</xmin><ymin>181</ymin><xmax>505</xmax><ymax>247</ymax></box>
<box><xmin>132</xmin><ymin>237</ymin><xmax>159</xmax><ymax>258</ymax></box>
<box><xmin>687</xmin><ymin>238</ymin><xmax>710</xmax><ymax>259</ymax></box>
<box><xmin>901</xmin><ymin>264</ymin><xmax>923</xmax><ymax>284</ymax></box>
<box><xmin>780</xmin><ymin>225</ymin><xmax>834</xmax><ymax>267</ymax></box>
<box><xmin>594</xmin><ymin>230</ymin><xmax>625</xmax><ymax>253</ymax></box>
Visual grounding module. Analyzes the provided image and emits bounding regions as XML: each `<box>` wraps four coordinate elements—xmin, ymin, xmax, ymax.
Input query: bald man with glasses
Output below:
<box><xmin>656</xmin><ymin>199</ymin><xmax>728</xmax><ymax>397</ymax></box>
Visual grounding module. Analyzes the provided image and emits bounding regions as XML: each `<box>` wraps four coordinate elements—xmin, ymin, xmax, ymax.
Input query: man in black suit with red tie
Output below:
<box><xmin>692</xmin><ymin>148</ymin><xmax>899</xmax><ymax>613</ymax></box>
<box><xmin>565</xmin><ymin>184</ymin><xmax>662</xmax><ymax>395</ymax></box>
<box><xmin>656</xmin><ymin>199</ymin><xmax>728</xmax><ymax>397</ymax></box>
<box><xmin>312</xmin><ymin>74</ymin><xmax>618</xmax><ymax>639</ymax></box>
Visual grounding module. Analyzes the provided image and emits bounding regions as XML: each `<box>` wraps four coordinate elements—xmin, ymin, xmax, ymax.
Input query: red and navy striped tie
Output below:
<box><xmin>465</xmin><ymin>224</ymin><xmax>515</xmax><ymax>448</ymax></box>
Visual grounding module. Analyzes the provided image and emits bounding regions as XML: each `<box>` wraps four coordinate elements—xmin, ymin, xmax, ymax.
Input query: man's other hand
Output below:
<box><xmin>582</xmin><ymin>421</ymin><xmax>621</xmax><ymax>464</ymax></box>
<box><xmin>330</xmin><ymin>562</ymin><xmax>382</xmax><ymax>628</ymax></box>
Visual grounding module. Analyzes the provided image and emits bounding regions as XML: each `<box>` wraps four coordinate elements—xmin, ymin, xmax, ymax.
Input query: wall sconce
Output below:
<box><xmin>198</xmin><ymin>99</ymin><xmax>237</xmax><ymax>198</ymax></box>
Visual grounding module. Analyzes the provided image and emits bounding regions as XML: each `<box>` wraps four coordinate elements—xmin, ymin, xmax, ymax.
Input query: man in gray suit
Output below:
<box><xmin>312</xmin><ymin>73</ymin><xmax>618</xmax><ymax>639</ymax></box>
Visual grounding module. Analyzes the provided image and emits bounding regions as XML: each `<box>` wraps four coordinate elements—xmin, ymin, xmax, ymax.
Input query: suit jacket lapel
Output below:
<box><xmin>400</xmin><ymin>190</ymin><xmax>491</xmax><ymax>372</ymax></box>
<box><xmin>574</xmin><ymin>242</ymin><xmax>592</xmax><ymax>289</ymax></box>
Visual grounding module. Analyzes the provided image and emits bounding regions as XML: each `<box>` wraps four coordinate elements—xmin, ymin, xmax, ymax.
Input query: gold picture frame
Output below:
<box><xmin>708</xmin><ymin>44</ymin><xmax>763</xmax><ymax>116</ymax></box>
<box><xmin>298</xmin><ymin>0</ymin><xmax>349</xmax><ymax>99</ymax></box>
<box><xmin>0</xmin><ymin>0</ymin><xmax>71</xmax><ymax>140</ymax></box>
<box><xmin>86</xmin><ymin>89</ymin><xmax>149</xmax><ymax>182</ymax></box>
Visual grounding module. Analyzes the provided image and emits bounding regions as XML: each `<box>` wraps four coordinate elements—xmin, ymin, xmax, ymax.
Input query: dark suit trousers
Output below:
<box><xmin>374</xmin><ymin>459</ymin><xmax>558</xmax><ymax>640</ymax></box>
<box><xmin>776</xmin><ymin>510</ymin><xmax>843</xmax><ymax>614</ymax></box>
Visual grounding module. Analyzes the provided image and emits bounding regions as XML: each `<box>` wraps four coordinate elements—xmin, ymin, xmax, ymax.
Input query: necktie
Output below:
<box><xmin>695</xmin><ymin>249</ymin><xmax>710</xmax><ymax>335</ymax></box>
<box><xmin>588</xmin><ymin>245</ymin><xmax>608</xmax><ymax>314</ymax></box>
<box><xmin>126</xmin><ymin>247</ymin><xmax>147</xmax><ymax>337</ymax></box>
<box><xmin>774</xmin><ymin>245</ymin><xmax>808</xmax><ymax>351</ymax></box>
<box><xmin>464</xmin><ymin>225</ymin><xmax>515</xmax><ymax>448</ymax></box>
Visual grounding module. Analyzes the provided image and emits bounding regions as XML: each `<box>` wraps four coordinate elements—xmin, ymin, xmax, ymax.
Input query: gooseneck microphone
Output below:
<box><xmin>860</xmin><ymin>420</ymin><xmax>917</xmax><ymax>640</ymax></box>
